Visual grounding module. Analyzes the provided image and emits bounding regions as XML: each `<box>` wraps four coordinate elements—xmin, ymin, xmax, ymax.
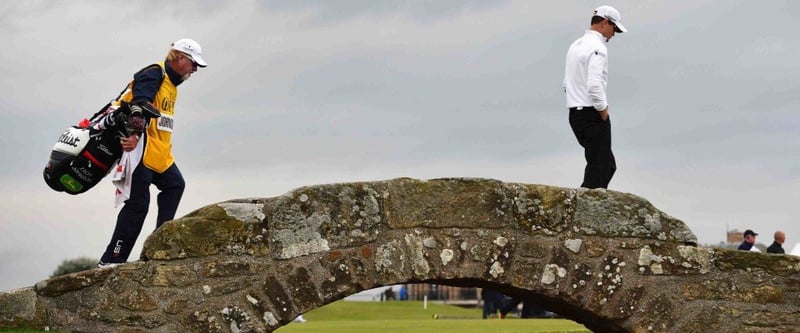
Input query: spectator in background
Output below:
<box><xmin>399</xmin><ymin>285</ymin><xmax>408</xmax><ymax>300</ymax></box>
<box><xmin>496</xmin><ymin>297</ymin><xmax>554</xmax><ymax>319</ymax></box>
<box><xmin>481</xmin><ymin>289</ymin><xmax>506</xmax><ymax>319</ymax></box>
<box><xmin>382</xmin><ymin>287</ymin><xmax>396</xmax><ymax>301</ymax></box>
<box><xmin>737</xmin><ymin>229</ymin><xmax>759</xmax><ymax>251</ymax></box>
<box><xmin>520</xmin><ymin>302</ymin><xmax>554</xmax><ymax>319</ymax></box>
<box><xmin>767</xmin><ymin>231</ymin><xmax>786</xmax><ymax>254</ymax></box>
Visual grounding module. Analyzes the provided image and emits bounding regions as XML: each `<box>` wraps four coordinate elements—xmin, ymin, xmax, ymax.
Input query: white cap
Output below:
<box><xmin>171</xmin><ymin>38</ymin><xmax>207</xmax><ymax>67</ymax></box>
<box><xmin>593</xmin><ymin>5</ymin><xmax>627</xmax><ymax>33</ymax></box>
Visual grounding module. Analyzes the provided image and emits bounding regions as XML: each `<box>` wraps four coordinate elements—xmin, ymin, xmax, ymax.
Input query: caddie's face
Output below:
<box><xmin>176</xmin><ymin>53</ymin><xmax>199</xmax><ymax>79</ymax></box>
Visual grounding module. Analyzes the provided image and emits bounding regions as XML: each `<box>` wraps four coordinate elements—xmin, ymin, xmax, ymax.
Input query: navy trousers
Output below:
<box><xmin>569</xmin><ymin>107</ymin><xmax>616</xmax><ymax>189</ymax></box>
<box><xmin>100</xmin><ymin>161</ymin><xmax>185</xmax><ymax>263</ymax></box>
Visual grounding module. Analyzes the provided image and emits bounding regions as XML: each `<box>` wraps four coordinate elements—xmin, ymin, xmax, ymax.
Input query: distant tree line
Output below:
<box><xmin>51</xmin><ymin>257</ymin><xmax>98</xmax><ymax>277</ymax></box>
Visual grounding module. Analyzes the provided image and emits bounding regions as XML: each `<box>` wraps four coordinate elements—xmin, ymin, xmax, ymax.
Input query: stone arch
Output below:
<box><xmin>2</xmin><ymin>178</ymin><xmax>800</xmax><ymax>332</ymax></box>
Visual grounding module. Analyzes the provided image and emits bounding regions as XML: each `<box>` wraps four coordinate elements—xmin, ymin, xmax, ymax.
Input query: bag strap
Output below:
<box><xmin>88</xmin><ymin>63</ymin><xmax>165</xmax><ymax>122</ymax></box>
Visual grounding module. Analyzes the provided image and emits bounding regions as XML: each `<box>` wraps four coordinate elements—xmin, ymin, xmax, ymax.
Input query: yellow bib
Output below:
<box><xmin>113</xmin><ymin>62</ymin><xmax>178</xmax><ymax>173</ymax></box>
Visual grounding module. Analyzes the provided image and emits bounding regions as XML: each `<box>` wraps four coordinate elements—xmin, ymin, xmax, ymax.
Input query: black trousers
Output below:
<box><xmin>569</xmin><ymin>107</ymin><xmax>616</xmax><ymax>189</ymax></box>
<box><xmin>100</xmin><ymin>161</ymin><xmax>185</xmax><ymax>264</ymax></box>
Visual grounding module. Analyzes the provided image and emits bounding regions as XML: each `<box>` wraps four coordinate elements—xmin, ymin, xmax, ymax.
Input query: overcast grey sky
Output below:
<box><xmin>1</xmin><ymin>0</ymin><xmax>798</xmax><ymax>291</ymax></box>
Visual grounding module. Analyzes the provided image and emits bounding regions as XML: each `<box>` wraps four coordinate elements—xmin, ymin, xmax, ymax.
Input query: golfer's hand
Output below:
<box><xmin>599</xmin><ymin>108</ymin><xmax>609</xmax><ymax>121</ymax></box>
<box><xmin>120</xmin><ymin>135</ymin><xmax>139</xmax><ymax>152</ymax></box>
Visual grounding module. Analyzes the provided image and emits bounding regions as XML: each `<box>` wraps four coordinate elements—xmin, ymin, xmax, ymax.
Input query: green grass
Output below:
<box><xmin>275</xmin><ymin>301</ymin><xmax>589</xmax><ymax>333</ymax></box>
<box><xmin>1</xmin><ymin>301</ymin><xmax>589</xmax><ymax>333</ymax></box>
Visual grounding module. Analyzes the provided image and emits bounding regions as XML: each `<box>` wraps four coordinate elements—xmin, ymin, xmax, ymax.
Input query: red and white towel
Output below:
<box><xmin>112</xmin><ymin>135</ymin><xmax>143</xmax><ymax>207</ymax></box>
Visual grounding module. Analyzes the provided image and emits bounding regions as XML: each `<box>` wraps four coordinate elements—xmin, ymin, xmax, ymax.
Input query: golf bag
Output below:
<box><xmin>43</xmin><ymin>102</ymin><xmax>159</xmax><ymax>194</ymax></box>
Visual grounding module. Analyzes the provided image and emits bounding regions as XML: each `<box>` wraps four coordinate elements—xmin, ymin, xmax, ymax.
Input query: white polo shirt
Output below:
<box><xmin>564</xmin><ymin>30</ymin><xmax>609</xmax><ymax>111</ymax></box>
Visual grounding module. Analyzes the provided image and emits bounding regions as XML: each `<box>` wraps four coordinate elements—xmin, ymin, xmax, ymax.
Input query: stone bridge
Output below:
<box><xmin>2</xmin><ymin>178</ymin><xmax>800</xmax><ymax>332</ymax></box>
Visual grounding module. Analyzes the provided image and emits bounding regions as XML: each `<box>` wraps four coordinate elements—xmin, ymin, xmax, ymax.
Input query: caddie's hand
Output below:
<box><xmin>120</xmin><ymin>134</ymin><xmax>139</xmax><ymax>152</ymax></box>
<box><xmin>599</xmin><ymin>108</ymin><xmax>609</xmax><ymax>121</ymax></box>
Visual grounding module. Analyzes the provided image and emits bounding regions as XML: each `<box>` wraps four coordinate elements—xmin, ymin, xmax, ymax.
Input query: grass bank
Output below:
<box><xmin>1</xmin><ymin>300</ymin><xmax>589</xmax><ymax>333</ymax></box>
<box><xmin>275</xmin><ymin>300</ymin><xmax>589</xmax><ymax>333</ymax></box>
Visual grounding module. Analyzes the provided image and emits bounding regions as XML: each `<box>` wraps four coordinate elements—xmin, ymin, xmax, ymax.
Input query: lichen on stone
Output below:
<box><xmin>541</xmin><ymin>264</ymin><xmax>567</xmax><ymax>286</ymax></box>
<box><xmin>489</xmin><ymin>261</ymin><xmax>505</xmax><ymax>278</ymax></box>
<box><xmin>375</xmin><ymin>240</ymin><xmax>404</xmax><ymax>278</ymax></box>
<box><xmin>404</xmin><ymin>234</ymin><xmax>431</xmax><ymax>277</ymax></box>
<box><xmin>638</xmin><ymin>245</ymin><xmax>654</xmax><ymax>267</ymax></box>
<box><xmin>423</xmin><ymin>237</ymin><xmax>437</xmax><ymax>248</ymax></box>
<box><xmin>272</xmin><ymin>208</ymin><xmax>331</xmax><ymax>259</ymax></box>
<box><xmin>564</xmin><ymin>239</ymin><xmax>583</xmax><ymax>253</ymax></box>
<box><xmin>218</xmin><ymin>202</ymin><xmax>265</xmax><ymax>224</ymax></box>
<box><xmin>677</xmin><ymin>245</ymin><xmax>714</xmax><ymax>274</ymax></box>
<box><xmin>440</xmin><ymin>249</ymin><xmax>454</xmax><ymax>266</ymax></box>
<box><xmin>263</xmin><ymin>312</ymin><xmax>278</xmax><ymax>326</ymax></box>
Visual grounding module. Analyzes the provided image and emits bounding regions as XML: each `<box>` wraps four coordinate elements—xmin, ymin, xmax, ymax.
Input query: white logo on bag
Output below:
<box><xmin>53</xmin><ymin>127</ymin><xmax>90</xmax><ymax>156</ymax></box>
<box><xmin>58</xmin><ymin>130</ymin><xmax>81</xmax><ymax>147</ymax></box>
<box><xmin>96</xmin><ymin>143</ymin><xmax>113</xmax><ymax>156</ymax></box>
